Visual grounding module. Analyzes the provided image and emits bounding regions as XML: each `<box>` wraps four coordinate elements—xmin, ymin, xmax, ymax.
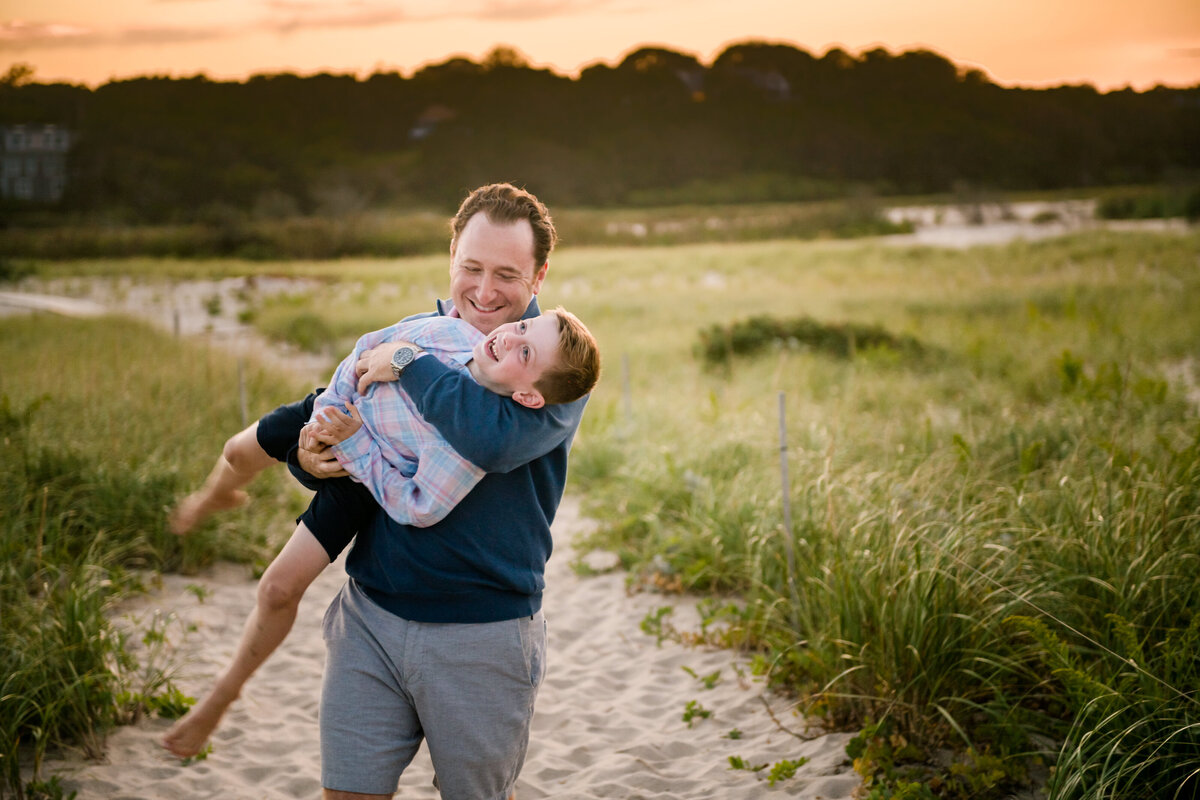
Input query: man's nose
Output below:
<box><xmin>477</xmin><ymin>272</ymin><xmax>497</xmax><ymax>299</ymax></box>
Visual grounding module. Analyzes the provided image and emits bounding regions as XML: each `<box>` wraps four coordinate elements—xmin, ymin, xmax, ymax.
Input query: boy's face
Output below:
<box><xmin>469</xmin><ymin>313</ymin><xmax>560</xmax><ymax>409</ymax></box>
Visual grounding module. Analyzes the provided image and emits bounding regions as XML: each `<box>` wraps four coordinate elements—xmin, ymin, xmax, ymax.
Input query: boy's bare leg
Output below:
<box><xmin>162</xmin><ymin>523</ymin><xmax>331</xmax><ymax>758</ymax></box>
<box><xmin>170</xmin><ymin>423</ymin><xmax>277</xmax><ymax>535</ymax></box>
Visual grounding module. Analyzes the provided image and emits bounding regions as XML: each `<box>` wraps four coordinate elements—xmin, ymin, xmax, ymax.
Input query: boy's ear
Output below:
<box><xmin>511</xmin><ymin>389</ymin><xmax>545</xmax><ymax>409</ymax></box>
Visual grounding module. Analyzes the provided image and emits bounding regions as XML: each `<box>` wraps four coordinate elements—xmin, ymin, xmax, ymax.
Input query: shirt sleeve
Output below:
<box><xmin>398</xmin><ymin>355</ymin><xmax>586</xmax><ymax>473</ymax></box>
<box><xmin>312</xmin><ymin>325</ymin><xmax>396</xmax><ymax>418</ymax></box>
<box><xmin>333</xmin><ymin>425</ymin><xmax>485</xmax><ymax>528</ymax></box>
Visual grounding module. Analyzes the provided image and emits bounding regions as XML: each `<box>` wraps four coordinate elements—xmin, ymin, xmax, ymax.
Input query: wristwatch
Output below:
<box><xmin>390</xmin><ymin>345</ymin><xmax>418</xmax><ymax>379</ymax></box>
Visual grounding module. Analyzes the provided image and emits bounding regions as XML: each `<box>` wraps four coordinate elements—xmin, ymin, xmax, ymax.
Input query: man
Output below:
<box><xmin>298</xmin><ymin>183</ymin><xmax>588</xmax><ymax>800</ymax></box>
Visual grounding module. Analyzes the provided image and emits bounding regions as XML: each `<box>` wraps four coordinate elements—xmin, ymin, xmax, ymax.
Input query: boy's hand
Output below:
<box><xmin>297</xmin><ymin>428</ymin><xmax>349</xmax><ymax>478</ymax></box>
<box><xmin>313</xmin><ymin>402</ymin><xmax>364</xmax><ymax>445</ymax></box>
<box><xmin>355</xmin><ymin>340</ymin><xmax>418</xmax><ymax>394</ymax></box>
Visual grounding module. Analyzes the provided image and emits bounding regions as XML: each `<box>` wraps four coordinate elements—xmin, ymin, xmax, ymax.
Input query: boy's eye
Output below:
<box><xmin>521</xmin><ymin>346</ymin><xmax>530</xmax><ymax>361</ymax></box>
<box><xmin>518</xmin><ymin>321</ymin><xmax>527</xmax><ymax>333</ymax></box>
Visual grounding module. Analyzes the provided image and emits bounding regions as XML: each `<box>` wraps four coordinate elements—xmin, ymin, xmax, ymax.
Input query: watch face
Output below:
<box><xmin>391</xmin><ymin>346</ymin><xmax>415</xmax><ymax>371</ymax></box>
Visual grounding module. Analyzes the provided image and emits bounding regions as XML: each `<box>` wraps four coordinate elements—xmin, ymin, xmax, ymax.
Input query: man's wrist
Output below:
<box><xmin>389</xmin><ymin>345</ymin><xmax>425</xmax><ymax>379</ymax></box>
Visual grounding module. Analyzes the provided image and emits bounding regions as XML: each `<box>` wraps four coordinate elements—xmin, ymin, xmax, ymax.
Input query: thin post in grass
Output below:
<box><xmin>37</xmin><ymin>485</ymin><xmax>48</xmax><ymax>571</ymax></box>
<box><xmin>173</xmin><ymin>309</ymin><xmax>180</xmax><ymax>338</ymax></box>
<box><xmin>237</xmin><ymin>357</ymin><xmax>248</xmax><ymax>428</ymax></box>
<box><xmin>778</xmin><ymin>392</ymin><xmax>800</xmax><ymax>621</ymax></box>
<box><xmin>778</xmin><ymin>392</ymin><xmax>795</xmax><ymax>547</ymax></box>
<box><xmin>622</xmin><ymin>352</ymin><xmax>633</xmax><ymax>425</ymax></box>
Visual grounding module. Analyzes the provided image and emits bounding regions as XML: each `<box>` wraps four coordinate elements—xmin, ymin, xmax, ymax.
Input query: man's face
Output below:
<box><xmin>450</xmin><ymin>213</ymin><xmax>547</xmax><ymax>334</ymax></box>
<box><xmin>469</xmin><ymin>313</ymin><xmax>560</xmax><ymax>408</ymax></box>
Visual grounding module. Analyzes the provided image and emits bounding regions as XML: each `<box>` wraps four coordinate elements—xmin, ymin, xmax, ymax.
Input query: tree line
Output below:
<box><xmin>2</xmin><ymin>42</ymin><xmax>1198</xmax><ymax>221</ymax></box>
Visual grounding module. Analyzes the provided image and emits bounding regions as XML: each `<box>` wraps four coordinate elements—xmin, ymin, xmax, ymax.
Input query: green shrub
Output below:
<box><xmin>696</xmin><ymin>314</ymin><xmax>927</xmax><ymax>365</ymax></box>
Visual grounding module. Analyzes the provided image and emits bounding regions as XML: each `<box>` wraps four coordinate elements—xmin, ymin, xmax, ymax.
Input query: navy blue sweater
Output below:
<box><xmin>344</xmin><ymin>299</ymin><xmax>588</xmax><ymax>623</ymax></box>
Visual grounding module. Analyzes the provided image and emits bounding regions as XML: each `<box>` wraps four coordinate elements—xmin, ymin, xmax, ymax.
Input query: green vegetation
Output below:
<box><xmin>3</xmin><ymin>228</ymin><xmax>1198</xmax><ymax>797</ymax></box>
<box><xmin>0</xmin><ymin>198</ymin><xmax>910</xmax><ymax>260</ymax></box>
<box><xmin>696</xmin><ymin>314</ymin><xmax>928</xmax><ymax>365</ymax></box>
<box><xmin>681</xmin><ymin>699</ymin><xmax>712</xmax><ymax>727</ymax></box>
<box><xmin>0</xmin><ymin>316</ymin><xmax>305</xmax><ymax>796</ymax></box>
<box><xmin>553</xmin><ymin>230</ymin><xmax>1200</xmax><ymax>798</ymax></box>
<box><xmin>1096</xmin><ymin>184</ymin><xmax>1200</xmax><ymax>222</ymax></box>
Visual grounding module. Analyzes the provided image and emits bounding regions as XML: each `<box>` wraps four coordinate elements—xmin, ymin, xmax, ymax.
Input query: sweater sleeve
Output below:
<box><xmin>398</xmin><ymin>355</ymin><xmax>586</xmax><ymax>473</ymax></box>
<box><xmin>333</xmin><ymin>425</ymin><xmax>485</xmax><ymax>528</ymax></box>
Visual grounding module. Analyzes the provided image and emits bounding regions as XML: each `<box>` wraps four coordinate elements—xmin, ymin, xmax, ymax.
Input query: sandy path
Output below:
<box><xmin>36</xmin><ymin>497</ymin><xmax>860</xmax><ymax>799</ymax></box>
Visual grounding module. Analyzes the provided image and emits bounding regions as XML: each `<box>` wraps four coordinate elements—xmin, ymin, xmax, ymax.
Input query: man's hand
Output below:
<box><xmin>296</xmin><ymin>425</ymin><xmax>350</xmax><ymax>478</ymax></box>
<box><xmin>355</xmin><ymin>340</ymin><xmax>416</xmax><ymax>394</ymax></box>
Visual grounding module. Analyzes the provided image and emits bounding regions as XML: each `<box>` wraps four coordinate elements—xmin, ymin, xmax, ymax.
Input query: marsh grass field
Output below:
<box><xmin>2</xmin><ymin>228</ymin><xmax>1199</xmax><ymax>798</ymax></box>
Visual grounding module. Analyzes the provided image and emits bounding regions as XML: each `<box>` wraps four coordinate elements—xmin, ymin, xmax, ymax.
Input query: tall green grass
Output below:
<box><xmin>0</xmin><ymin>316</ymin><xmax>306</xmax><ymax>797</ymax></box>
<box><xmin>549</xmin><ymin>230</ymin><xmax>1200</xmax><ymax>797</ymax></box>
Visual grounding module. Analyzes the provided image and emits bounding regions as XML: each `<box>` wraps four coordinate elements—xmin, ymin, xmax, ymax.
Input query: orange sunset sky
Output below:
<box><xmin>2</xmin><ymin>0</ymin><xmax>1199</xmax><ymax>91</ymax></box>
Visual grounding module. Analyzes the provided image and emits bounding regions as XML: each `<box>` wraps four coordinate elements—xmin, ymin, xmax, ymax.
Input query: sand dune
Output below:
<box><xmin>36</xmin><ymin>498</ymin><xmax>860</xmax><ymax>799</ymax></box>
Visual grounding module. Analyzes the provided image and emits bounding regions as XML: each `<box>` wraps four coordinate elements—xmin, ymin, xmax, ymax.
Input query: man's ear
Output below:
<box><xmin>531</xmin><ymin>260</ymin><xmax>548</xmax><ymax>295</ymax></box>
<box><xmin>512</xmin><ymin>390</ymin><xmax>545</xmax><ymax>409</ymax></box>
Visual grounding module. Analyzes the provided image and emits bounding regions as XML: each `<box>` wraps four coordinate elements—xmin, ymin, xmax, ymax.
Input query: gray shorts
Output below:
<box><xmin>320</xmin><ymin>580</ymin><xmax>546</xmax><ymax>799</ymax></box>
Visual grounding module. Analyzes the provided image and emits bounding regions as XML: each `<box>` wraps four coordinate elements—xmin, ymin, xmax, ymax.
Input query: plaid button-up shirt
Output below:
<box><xmin>314</xmin><ymin>315</ymin><xmax>487</xmax><ymax>527</ymax></box>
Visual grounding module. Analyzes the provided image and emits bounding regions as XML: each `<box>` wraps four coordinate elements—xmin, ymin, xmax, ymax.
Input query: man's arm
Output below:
<box><xmin>399</xmin><ymin>356</ymin><xmax>584</xmax><ymax>473</ymax></box>
<box><xmin>335</xmin><ymin>426</ymin><xmax>485</xmax><ymax>527</ymax></box>
<box><xmin>312</xmin><ymin>402</ymin><xmax>485</xmax><ymax>528</ymax></box>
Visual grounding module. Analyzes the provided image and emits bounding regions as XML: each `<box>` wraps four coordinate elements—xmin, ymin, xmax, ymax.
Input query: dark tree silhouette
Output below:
<box><xmin>1</xmin><ymin>43</ymin><xmax>1196</xmax><ymax>219</ymax></box>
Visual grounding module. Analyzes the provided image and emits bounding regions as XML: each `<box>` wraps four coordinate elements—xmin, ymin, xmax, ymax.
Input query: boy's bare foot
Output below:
<box><xmin>161</xmin><ymin>691</ymin><xmax>234</xmax><ymax>758</ymax></box>
<box><xmin>168</xmin><ymin>490</ymin><xmax>249</xmax><ymax>536</ymax></box>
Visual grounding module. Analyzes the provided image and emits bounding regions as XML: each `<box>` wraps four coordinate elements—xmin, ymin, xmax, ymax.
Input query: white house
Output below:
<box><xmin>1</xmin><ymin>123</ymin><xmax>72</xmax><ymax>203</ymax></box>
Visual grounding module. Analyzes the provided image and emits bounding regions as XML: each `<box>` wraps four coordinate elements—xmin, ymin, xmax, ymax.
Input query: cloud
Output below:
<box><xmin>1</xmin><ymin>18</ymin><xmax>229</xmax><ymax>49</ymax></box>
<box><xmin>0</xmin><ymin>0</ymin><xmax>624</xmax><ymax>52</ymax></box>
<box><xmin>261</xmin><ymin>5</ymin><xmax>414</xmax><ymax>35</ymax></box>
<box><xmin>258</xmin><ymin>0</ymin><xmax>620</xmax><ymax>27</ymax></box>
<box><xmin>474</xmin><ymin>1</ymin><xmax>595</xmax><ymax>21</ymax></box>
<box><xmin>0</xmin><ymin>20</ymin><xmax>94</xmax><ymax>45</ymax></box>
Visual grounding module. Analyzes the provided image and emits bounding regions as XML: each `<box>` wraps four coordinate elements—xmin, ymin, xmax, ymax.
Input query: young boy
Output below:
<box><xmin>162</xmin><ymin>307</ymin><xmax>599</xmax><ymax>758</ymax></box>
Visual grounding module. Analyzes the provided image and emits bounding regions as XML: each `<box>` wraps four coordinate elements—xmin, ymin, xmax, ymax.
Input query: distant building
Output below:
<box><xmin>409</xmin><ymin>105</ymin><xmax>457</xmax><ymax>141</ymax></box>
<box><xmin>1</xmin><ymin>124</ymin><xmax>72</xmax><ymax>203</ymax></box>
<box><xmin>734</xmin><ymin>68</ymin><xmax>790</xmax><ymax>101</ymax></box>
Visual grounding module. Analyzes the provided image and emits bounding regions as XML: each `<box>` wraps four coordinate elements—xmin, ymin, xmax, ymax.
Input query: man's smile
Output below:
<box><xmin>469</xmin><ymin>298</ymin><xmax>504</xmax><ymax>313</ymax></box>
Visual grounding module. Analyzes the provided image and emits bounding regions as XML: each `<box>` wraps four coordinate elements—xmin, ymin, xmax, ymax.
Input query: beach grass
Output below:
<box><xmin>546</xmin><ymin>230</ymin><xmax>1200</xmax><ymax>797</ymax></box>
<box><xmin>0</xmin><ymin>315</ymin><xmax>308</xmax><ymax>795</ymax></box>
<box><xmin>3</xmin><ymin>227</ymin><xmax>1199</xmax><ymax>797</ymax></box>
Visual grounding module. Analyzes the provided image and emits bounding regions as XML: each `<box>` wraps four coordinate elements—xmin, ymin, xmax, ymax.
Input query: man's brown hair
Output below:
<box><xmin>535</xmin><ymin>307</ymin><xmax>601</xmax><ymax>405</ymax></box>
<box><xmin>450</xmin><ymin>183</ymin><xmax>558</xmax><ymax>269</ymax></box>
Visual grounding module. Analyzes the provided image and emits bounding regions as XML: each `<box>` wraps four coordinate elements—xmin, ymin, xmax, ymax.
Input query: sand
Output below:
<box><xmin>33</xmin><ymin>497</ymin><xmax>861</xmax><ymax>799</ymax></box>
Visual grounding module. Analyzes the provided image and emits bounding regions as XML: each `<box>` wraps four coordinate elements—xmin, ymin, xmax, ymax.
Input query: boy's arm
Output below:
<box><xmin>330</xmin><ymin>416</ymin><xmax>485</xmax><ymax>528</ymax></box>
<box><xmin>398</xmin><ymin>356</ymin><xmax>585</xmax><ymax>473</ymax></box>
<box><xmin>312</xmin><ymin>328</ymin><xmax>386</xmax><ymax>418</ymax></box>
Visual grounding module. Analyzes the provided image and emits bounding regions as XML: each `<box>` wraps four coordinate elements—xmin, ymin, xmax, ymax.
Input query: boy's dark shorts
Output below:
<box><xmin>256</xmin><ymin>390</ymin><xmax>379</xmax><ymax>562</ymax></box>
